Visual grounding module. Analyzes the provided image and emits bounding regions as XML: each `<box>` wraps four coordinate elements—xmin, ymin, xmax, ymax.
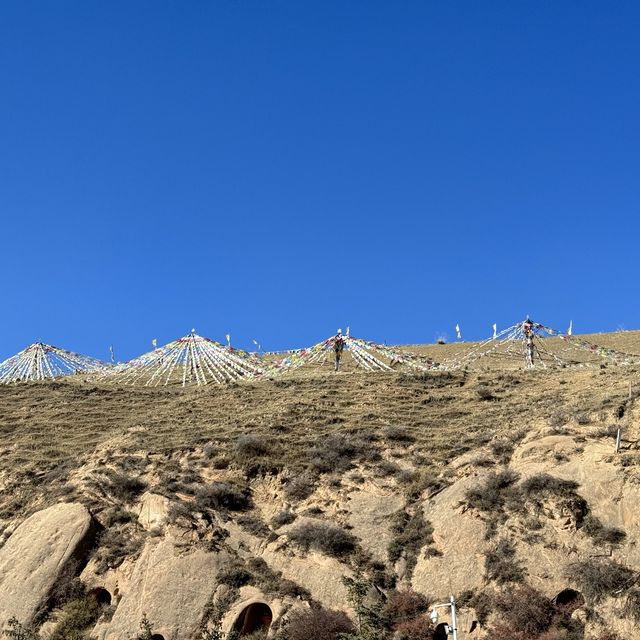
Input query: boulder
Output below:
<box><xmin>137</xmin><ymin>492</ymin><xmax>170</xmax><ymax>530</ymax></box>
<box><xmin>96</xmin><ymin>538</ymin><xmax>225</xmax><ymax>640</ymax></box>
<box><xmin>0</xmin><ymin>503</ymin><xmax>93</xmax><ymax>627</ymax></box>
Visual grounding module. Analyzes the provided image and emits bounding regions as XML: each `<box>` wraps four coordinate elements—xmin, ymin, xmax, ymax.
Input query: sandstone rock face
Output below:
<box><xmin>412</xmin><ymin>475</ymin><xmax>487</xmax><ymax>598</ymax></box>
<box><xmin>137</xmin><ymin>492</ymin><xmax>171</xmax><ymax>530</ymax></box>
<box><xmin>225</xmin><ymin>519</ymin><xmax>351</xmax><ymax>612</ymax></box>
<box><xmin>96</xmin><ymin>538</ymin><xmax>226</xmax><ymax>640</ymax></box>
<box><xmin>0</xmin><ymin>503</ymin><xmax>93</xmax><ymax>627</ymax></box>
<box><xmin>346</xmin><ymin>487</ymin><xmax>399</xmax><ymax>563</ymax></box>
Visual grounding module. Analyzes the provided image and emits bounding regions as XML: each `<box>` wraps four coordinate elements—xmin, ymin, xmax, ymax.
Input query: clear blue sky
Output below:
<box><xmin>1</xmin><ymin>2</ymin><xmax>638</xmax><ymax>361</ymax></box>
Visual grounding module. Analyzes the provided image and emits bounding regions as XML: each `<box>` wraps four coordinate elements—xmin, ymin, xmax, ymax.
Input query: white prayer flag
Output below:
<box><xmin>226</xmin><ymin>334</ymin><xmax>231</xmax><ymax>346</ymax></box>
<box><xmin>568</xmin><ymin>321</ymin><xmax>573</xmax><ymax>336</ymax></box>
<box><xmin>455</xmin><ymin>324</ymin><xmax>462</xmax><ymax>340</ymax></box>
<box><xmin>492</xmin><ymin>323</ymin><xmax>497</xmax><ymax>339</ymax></box>
<box><xmin>151</xmin><ymin>338</ymin><xmax>157</xmax><ymax>348</ymax></box>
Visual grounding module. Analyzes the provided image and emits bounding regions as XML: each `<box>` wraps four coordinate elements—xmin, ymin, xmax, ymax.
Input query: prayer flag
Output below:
<box><xmin>455</xmin><ymin>324</ymin><xmax>462</xmax><ymax>340</ymax></box>
<box><xmin>568</xmin><ymin>321</ymin><xmax>573</xmax><ymax>336</ymax></box>
<box><xmin>492</xmin><ymin>323</ymin><xmax>497</xmax><ymax>339</ymax></box>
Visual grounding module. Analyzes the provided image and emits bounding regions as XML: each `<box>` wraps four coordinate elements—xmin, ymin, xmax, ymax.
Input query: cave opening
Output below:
<box><xmin>232</xmin><ymin>602</ymin><xmax>273</xmax><ymax>637</ymax></box>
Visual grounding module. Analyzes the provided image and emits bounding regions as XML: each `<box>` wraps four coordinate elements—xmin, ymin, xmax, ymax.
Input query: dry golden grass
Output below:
<box><xmin>0</xmin><ymin>331</ymin><xmax>639</xmax><ymax>521</ymax></box>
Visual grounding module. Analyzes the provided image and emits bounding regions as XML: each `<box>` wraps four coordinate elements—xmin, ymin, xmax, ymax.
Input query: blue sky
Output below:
<box><xmin>0</xmin><ymin>2</ymin><xmax>637</xmax><ymax>361</ymax></box>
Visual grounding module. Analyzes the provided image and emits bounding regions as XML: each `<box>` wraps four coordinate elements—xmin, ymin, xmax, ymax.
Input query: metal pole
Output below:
<box><xmin>450</xmin><ymin>595</ymin><xmax>458</xmax><ymax>640</ymax></box>
<box><xmin>616</xmin><ymin>428</ymin><xmax>622</xmax><ymax>453</ymax></box>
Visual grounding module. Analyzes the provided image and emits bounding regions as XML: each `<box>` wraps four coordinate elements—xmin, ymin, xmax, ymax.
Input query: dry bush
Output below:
<box><xmin>565</xmin><ymin>559</ymin><xmax>636</xmax><ymax>603</ymax></box>
<box><xmin>403</xmin><ymin>470</ymin><xmax>449</xmax><ymax>500</ymax></box>
<box><xmin>217</xmin><ymin>558</ymin><xmax>252</xmax><ymax>588</ymax></box>
<box><xmin>393</xmin><ymin>615</ymin><xmax>434</xmax><ymax>640</ymax></box>
<box><xmin>388</xmin><ymin>510</ymin><xmax>436</xmax><ymax>576</ymax></box>
<box><xmin>102</xmin><ymin>507</ymin><xmax>136</xmax><ymax>527</ymax></box>
<box><xmin>284</xmin><ymin>474</ymin><xmax>317</xmax><ymax>501</ymax></box>
<box><xmin>519</xmin><ymin>473</ymin><xmax>579</xmax><ymax>498</ymax></box>
<box><xmin>488</xmin><ymin>585</ymin><xmax>555</xmax><ymax>637</ymax></box>
<box><xmin>380</xmin><ymin>589</ymin><xmax>429</xmax><ymax>629</ymax></box>
<box><xmin>285</xmin><ymin>606</ymin><xmax>354</xmax><ymax>640</ymax></box>
<box><xmin>271</xmin><ymin>510</ymin><xmax>296</xmax><ymax>528</ymax></box>
<box><xmin>94</xmin><ymin>527</ymin><xmax>144</xmax><ymax>574</ymax></box>
<box><xmin>374</xmin><ymin>460</ymin><xmax>401</xmax><ymax>478</ymax></box>
<box><xmin>484</xmin><ymin>538</ymin><xmax>525</xmax><ymax>585</ymax></box>
<box><xmin>194</xmin><ymin>481</ymin><xmax>251</xmax><ymax>512</ymax></box>
<box><xmin>383</xmin><ymin>426</ymin><xmax>416</xmax><ymax>443</ymax></box>
<box><xmin>489</xmin><ymin>439</ymin><xmax>514</xmax><ymax>463</ymax></box>
<box><xmin>477</xmin><ymin>386</ymin><xmax>496</xmax><ymax>401</ymax></box>
<box><xmin>104</xmin><ymin>471</ymin><xmax>148</xmax><ymax>502</ymax></box>
<box><xmin>288</xmin><ymin>520</ymin><xmax>356</xmax><ymax>558</ymax></box>
<box><xmin>581</xmin><ymin>514</ymin><xmax>626</xmax><ymax>546</ymax></box>
<box><xmin>464</xmin><ymin>470</ymin><xmax>520</xmax><ymax>514</ymax></box>
<box><xmin>49</xmin><ymin>594</ymin><xmax>102</xmax><ymax>640</ymax></box>
<box><xmin>308</xmin><ymin>433</ymin><xmax>380</xmax><ymax>474</ymax></box>
<box><xmin>624</xmin><ymin>587</ymin><xmax>640</xmax><ymax>622</ymax></box>
<box><xmin>237</xmin><ymin>514</ymin><xmax>270</xmax><ymax>538</ymax></box>
<box><xmin>234</xmin><ymin>434</ymin><xmax>270</xmax><ymax>459</ymax></box>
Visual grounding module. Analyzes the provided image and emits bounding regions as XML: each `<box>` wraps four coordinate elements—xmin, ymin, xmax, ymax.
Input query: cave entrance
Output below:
<box><xmin>232</xmin><ymin>602</ymin><xmax>273</xmax><ymax>637</ymax></box>
<box><xmin>553</xmin><ymin>588</ymin><xmax>585</xmax><ymax>612</ymax></box>
<box><xmin>150</xmin><ymin>635</ymin><xmax>164</xmax><ymax>640</ymax></box>
<box><xmin>89</xmin><ymin>588</ymin><xmax>112</xmax><ymax>606</ymax></box>
<box><xmin>433</xmin><ymin>622</ymin><xmax>449</xmax><ymax>640</ymax></box>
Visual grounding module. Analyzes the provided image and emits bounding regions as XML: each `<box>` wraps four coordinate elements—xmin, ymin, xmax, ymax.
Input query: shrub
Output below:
<box><xmin>380</xmin><ymin>589</ymin><xmax>429</xmax><ymax>631</ymax></box>
<box><xmin>403</xmin><ymin>470</ymin><xmax>449</xmax><ymax>500</ymax></box>
<box><xmin>465</xmin><ymin>470</ymin><xmax>520</xmax><ymax>514</ymax></box>
<box><xmin>285</xmin><ymin>606</ymin><xmax>354</xmax><ymax>640</ymax></box>
<box><xmin>624</xmin><ymin>587</ymin><xmax>640</xmax><ymax>622</ymax></box>
<box><xmin>3</xmin><ymin>618</ymin><xmax>40</xmax><ymax>640</ymax></box>
<box><xmin>393</xmin><ymin>615</ymin><xmax>434</xmax><ymax>640</ymax></box>
<box><xmin>217</xmin><ymin>558</ymin><xmax>252</xmax><ymax>588</ymax></box>
<box><xmin>484</xmin><ymin>539</ymin><xmax>525</xmax><ymax>585</ymax></box>
<box><xmin>105</xmin><ymin>471</ymin><xmax>148</xmax><ymax>502</ymax></box>
<box><xmin>489</xmin><ymin>585</ymin><xmax>555</xmax><ymax>637</ymax></box>
<box><xmin>489</xmin><ymin>439</ymin><xmax>514</xmax><ymax>463</ymax></box>
<box><xmin>308</xmin><ymin>433</ymin><xmax>379</xmax><ymax>475</ymax></box>
<box><xmin>234</xmin><ymin>434</ymin><xmax>270</xmax><ymax>459</ymax></box>
<box><xmin>49</xmin><ymin>594</ymin><xmax>102</xmax><ymax>640</ymax></box>
<box><xmin>477</xmin><ymin>386</ymin><xmax>495</xmax><ymax>401</ymax></box>
<box><xmin>581</xmin><ymin>514</ymin><xmax>626</xmax><ymax>546</ymax></box>
<box><xmin>271</xmin><ymin>510</ymin><xmax>297</xmax><ymax>528</ymax></box>
<box><xmin>103</xmin><ymin>507</ymin><xmax>136</xmax><ymax>527</ymax></box>
<box><xmin>288</xmin><ymin>521</ymin><xmax>356</xmax><ymax>558</ymax></box>
<box><xmin>237</xmin><ymin>515</ymin><xmax>270</xmax><ymax>537</ymax></box>
<box><xmin>284</xmin><ymin>475</ymin><xmax>317</xmax><ymax>501</ymax></box>
<box><xmin>94</xmin><ymin>527</ymin><xmax>144</xmax><ymax>574</ymax></box>
<box><xmin>519</xmin><ymin>474</ymin><xmax>579</xmax><ymax>497</ymax></box>
<box><xmin>388</xmin><ymin>509</ymin><xmax>436</xmax><ymax>577</ymax></box>
<box><xmin>195</xmin><ymin>482</ymin><xmax>251</xmax><ymax>512</ymax></box>
<box><xmin>374</xmin><ymin>460</ymin><xmax>401</xmax><ymax>478</ymax></box>
<box><xmin>565</xmin><ymin>559</ymin><xmax>636</xmax><ymax>603</ymax></box>
<box><xmin>383</xmin><ymin>426</ymin><xmax>416</xmax><ymax>443</ymax></box>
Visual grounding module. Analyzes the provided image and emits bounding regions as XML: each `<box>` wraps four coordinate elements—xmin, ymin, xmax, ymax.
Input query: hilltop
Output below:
<box><xmin>1</xmin><ymin>330</ymin><xmax>640</xmax><ymax>640</ymax></box>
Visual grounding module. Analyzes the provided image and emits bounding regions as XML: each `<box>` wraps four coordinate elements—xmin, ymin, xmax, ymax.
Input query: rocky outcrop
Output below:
<box><xmin>0</xmin><ymin>502</ymin><xmax>93</xmax><ymax>627</ymax></box>
<box><xmin>137</xmin><ymin>492</ymin><xmax>171</xmax><ymax>530</ymax></box>
<box><xmin>94</xmin><ymin>537</ymin><xmax>227</xmax><ymax>640</ymax></box>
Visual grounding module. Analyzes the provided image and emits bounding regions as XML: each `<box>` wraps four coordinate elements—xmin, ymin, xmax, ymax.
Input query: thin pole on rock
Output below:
<box><xmin>616</xmin><ymin>428</ymin><xmax>622</xmax><ymax>453</ymax></box>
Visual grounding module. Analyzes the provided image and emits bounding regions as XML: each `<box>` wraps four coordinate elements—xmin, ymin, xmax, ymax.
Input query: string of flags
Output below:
<box><xmin>0</xmin><ymin>342</ymin><xmax>106</xmax><ymax>383</ymax></box>
<box><xmin>0</xmin><ymin>319</ymin><xmax>637</xmax><ymax>386</ymax></box>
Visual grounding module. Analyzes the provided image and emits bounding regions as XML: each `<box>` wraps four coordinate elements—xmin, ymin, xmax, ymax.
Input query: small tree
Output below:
<box><xmin>3</xmin><ymin>618</ymin><xmax>40</xmax><ymax>640</ymax></box>
<box><xmin>339</xmin><ymin>560</ymin><xmax>385</xmax><ymax>640</ymax></box>
<box><xmin>137</xmin><ymin>614</ymin><xmax>153</xmax><ymax>640</ymax></box>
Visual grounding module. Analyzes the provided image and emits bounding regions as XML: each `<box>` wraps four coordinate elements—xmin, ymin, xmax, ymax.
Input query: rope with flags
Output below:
<box><xmin>103</xmin><ymin>330</ymin><xmax>265</xmax><ymax>386</ymax></box>
<box><xmin>0</xmin><ymin>342</ymin><xmax>108</xmax><ymax>384</ymax></box>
